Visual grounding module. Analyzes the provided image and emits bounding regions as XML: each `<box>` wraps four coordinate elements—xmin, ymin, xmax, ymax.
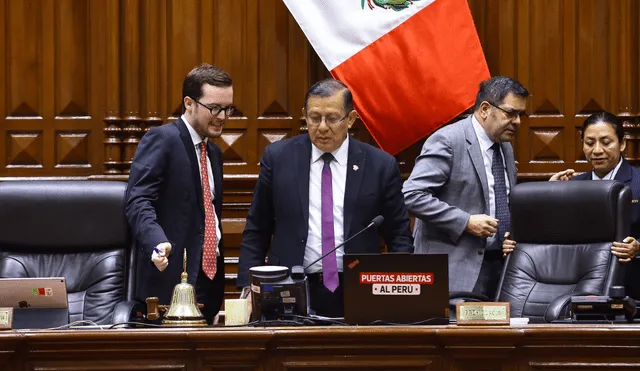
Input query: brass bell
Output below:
<box><xmin>146</xmin><ymin>249</ymin><xmax>208</xmax><ymax>327</ymax></box>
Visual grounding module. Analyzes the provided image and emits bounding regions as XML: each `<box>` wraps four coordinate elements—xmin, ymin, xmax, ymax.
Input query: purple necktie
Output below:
<box><xmin>321</xmin><ymin>153</ymin><xmax>339</xmax><ymax>292</ymax></box>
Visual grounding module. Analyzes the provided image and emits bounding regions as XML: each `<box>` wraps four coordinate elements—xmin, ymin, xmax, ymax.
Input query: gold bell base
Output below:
<box><xmin>162</xmin><ymin>318</ymin><xmax>208</xmax><ymax>327</ymax></box>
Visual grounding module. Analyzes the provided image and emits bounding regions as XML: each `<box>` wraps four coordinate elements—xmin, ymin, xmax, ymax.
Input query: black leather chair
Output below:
<box><xmin>0</xmin><ymin>181</ymin><xmax>141</xmax><ymax>326</ymax></box>
<box><xmin>496</xmin><ymin>180</ymin><xmax>630</xmax><ymax>322</ymax></box>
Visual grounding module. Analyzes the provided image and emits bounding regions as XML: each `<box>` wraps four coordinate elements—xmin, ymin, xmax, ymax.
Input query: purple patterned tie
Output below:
<box><xmin>321</xmin><ymin>153</ymin><xmax>339</xmax><ymax>292</ymax></box>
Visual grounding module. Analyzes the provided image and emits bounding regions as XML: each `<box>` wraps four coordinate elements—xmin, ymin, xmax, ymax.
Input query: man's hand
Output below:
<box><xmin>502</xmin><ymin>232</ymin><xmax>516</xmax><ymax>257</ymax></box>
<box><xmin>151</xmin><ymin>242</ymin><xmax>172</xmax><ymax>271</ymax></box>
<box><xmin>612</xmin><ymin>237</ymin><xmax>640</xmax><ymax>263</ymax></box>
<box><xmin>465</xmin><ymin>214</ymin><xmax>498</xmax><ymax>238</ymax></box>
<box><xmin>549</xmin><ymin>169</ymin><xmax>576</xmax><ymax>181</ymax></box>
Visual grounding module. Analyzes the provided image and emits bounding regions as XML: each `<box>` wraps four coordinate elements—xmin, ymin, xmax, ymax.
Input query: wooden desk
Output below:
<box><xmin>2</xmin><ymin>324</ymin><xmax>640</xmax><ymax>370</ymax></box>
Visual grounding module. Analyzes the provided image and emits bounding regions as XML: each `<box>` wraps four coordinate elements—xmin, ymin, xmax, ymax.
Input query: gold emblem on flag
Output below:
<box><xmin>361</xmin><ymin>0</ymin><xmax>420</xmax><ymax>11</ymax></box>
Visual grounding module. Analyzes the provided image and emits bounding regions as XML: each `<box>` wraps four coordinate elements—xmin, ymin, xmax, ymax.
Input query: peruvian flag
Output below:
<box><xmin>283</xmin><ymin>0</ymin><xmax>490</xmax><ymax>155</ymax></box>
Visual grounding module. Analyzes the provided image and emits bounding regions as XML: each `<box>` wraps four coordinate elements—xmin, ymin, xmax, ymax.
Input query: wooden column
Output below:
<box><xmin>103</xmin><ymin>0</ymin><xmax>122</xmax><ymax>175</ymax></box>
<box><xmin>611</xmin><ymin>0</ymin><xmax>640</xmax><ymax>161</ymax></box>
<box><xmin>142</xmin><ymin>0</ymin><xmax>165</xmax><ymax>132</ymax></box>
<box><xmin>121</xmin><ymin>0</ymin><xmax>143</xmax><ymax>174</ymax></box>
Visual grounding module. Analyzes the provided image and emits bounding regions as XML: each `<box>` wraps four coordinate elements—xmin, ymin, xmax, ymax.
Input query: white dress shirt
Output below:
<box><xmin>472</xmin><ymin>115</ymin><xmax>511</xmax><ymax>247</ymax></box>
<box><xmin>303</xmin><ymin>136</ymin><xmax>350</xmax><ymax>273</ymax></box>
<box><xmin>592</xmin><ymin>158</ymin><xmax>623</xmax><ymax>180</ymax></box>
<box><xmin>182</xmin><ymin>115</ymin><xmax>221</xmax><ymax>256</ymax></box>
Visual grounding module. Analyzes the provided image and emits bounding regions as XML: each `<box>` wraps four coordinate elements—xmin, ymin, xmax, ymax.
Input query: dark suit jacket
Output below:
<box><xmin>572</xmin><ymin>159</ymin><xmax>640</xmax><ymax>298</ymax></box>
<box><xmin>237</xmin><ymin>134</ymin><xmax>414</xmax><ymax>288</ymax></box>
<box><xmin>125</xmin><ymin>119</ymin><xmax>225</xmax><ymax>311</ymax></box>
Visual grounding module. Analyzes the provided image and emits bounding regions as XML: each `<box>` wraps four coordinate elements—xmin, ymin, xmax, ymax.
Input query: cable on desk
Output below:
<box><xmin>366</xmin><ymin>317</ymin><xmax>450</xmax><ymax>326</ymax></box>
<box><xmin>46</xmin><ymin>320</ymin><xmax>106</xmax><ymax>330</ymax></box>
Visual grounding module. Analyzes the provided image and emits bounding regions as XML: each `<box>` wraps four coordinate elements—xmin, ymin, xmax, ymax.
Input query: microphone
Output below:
<box><xmin>303</xmin><ymin>215</ymin><xmax>384</xmax><ymax>271</ymax></box>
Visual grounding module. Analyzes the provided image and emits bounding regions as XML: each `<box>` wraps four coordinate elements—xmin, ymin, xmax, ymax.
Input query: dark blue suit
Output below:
<box><xmin>572</xmin><ymin>159</ymin><xmax>640</xmax><ymax>298</ymax></box>
<box><xmin>125</xmin><ymin>119</ymin><xmax>225</xmax><ymax>320</ymax></box>
<box><xmin>237</xmin><ymin>134</ymin><xmax>414</xmax><ymax>288</ymax></box>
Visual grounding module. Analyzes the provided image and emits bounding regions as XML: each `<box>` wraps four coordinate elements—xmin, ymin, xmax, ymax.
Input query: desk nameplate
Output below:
<box><xmin>456</xmin><ymin>302</ymin><xmax>510</xmax><ymax>326</ymax></box>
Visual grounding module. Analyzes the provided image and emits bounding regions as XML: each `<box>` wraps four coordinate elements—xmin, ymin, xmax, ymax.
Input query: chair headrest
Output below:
<box><xmin>510</xmin><ymin>180</ymin><xmax>630</xmax><ymax>243</ymax></box>
<box><xmin>0</xmin><ymin>181</ymin><xmax>129</xmax><ymax>248</ymax></box>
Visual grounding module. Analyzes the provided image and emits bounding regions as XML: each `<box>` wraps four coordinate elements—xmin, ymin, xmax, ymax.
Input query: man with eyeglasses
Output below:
<box><xmin>403</xmin><ymin>76</ymin><xmax>528</xmax><ymax>299</ymax></box>
<box><xmin>237</xmin><ymin>78</ymin><xmax>413</xmax><ymax>318</ymax></box>
<box><xmin>125</xmin><ymin>64</ymin><xmax>234</xmax><ymax>325</ymax></box>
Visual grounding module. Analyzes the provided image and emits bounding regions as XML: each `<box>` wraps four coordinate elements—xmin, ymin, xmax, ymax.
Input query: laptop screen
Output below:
<box><xmin>343</xmin><ymin>253</ymin><xmax>449</xmax><ymax>325</ymax></box>
<box><xmin>0</xmin><ymin>277</ymin><xmax>68</xmax><ymax>309</ymax></box>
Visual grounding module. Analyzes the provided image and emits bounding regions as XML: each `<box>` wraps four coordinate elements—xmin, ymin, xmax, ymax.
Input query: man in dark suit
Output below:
<box><xmin>237</xmin><ymin>79</ymin><xmax>414</xmax><ymax>317</ymax></box>
<box><xmin>125</xmin><ymin>64</ymin><xmax>233</xmax><ymax>324</ymax></box>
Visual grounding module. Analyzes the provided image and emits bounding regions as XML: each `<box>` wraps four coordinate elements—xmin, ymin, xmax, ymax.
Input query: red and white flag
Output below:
<box><xmin>283</xmin><ymin>0</ymin><xmax>490</xmax><ymax>155</ymax></box>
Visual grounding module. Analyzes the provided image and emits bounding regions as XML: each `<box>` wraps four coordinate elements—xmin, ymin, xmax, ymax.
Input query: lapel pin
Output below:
<box><xmin>353</xmin><ymin>165</ymin><xmax>359</xmax><ymax>171</ymax></box>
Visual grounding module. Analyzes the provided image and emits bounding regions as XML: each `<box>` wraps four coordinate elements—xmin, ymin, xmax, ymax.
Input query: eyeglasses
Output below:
<box><xmin>306</xmin><ymin>113</ymin><xmax>349</xmax><ymax>126</ymax></box>
<box><xmin>487</xmin><ymin>101</ymin><xmax>527</xmax><ymax>120</ymax></box>
<box><xmin>191</xmin><ymin>97</ymin><xmax>236</xmax><ymax>117</ymax></box>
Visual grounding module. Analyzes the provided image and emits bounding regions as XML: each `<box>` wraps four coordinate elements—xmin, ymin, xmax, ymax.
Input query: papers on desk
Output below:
<box><xmin>510</xmin><ymin>317</ymin><xmax>529</xmax><ymax>326</ymax></box>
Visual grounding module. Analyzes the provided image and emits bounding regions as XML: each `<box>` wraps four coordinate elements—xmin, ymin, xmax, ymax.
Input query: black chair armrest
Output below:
<box><xmin>449</xmin><ymin>292</ymin><xmax>491</xmax><ymax>302</ymax></box>
<box><xmin>544</xmin><ymin>292</ymin><xmax>597</xmax><ymax>323</ymax></box>
<box><xmin>111</xmin><ymin>300</ymin><xmax>145</xmax><ymax>327</ymax></box>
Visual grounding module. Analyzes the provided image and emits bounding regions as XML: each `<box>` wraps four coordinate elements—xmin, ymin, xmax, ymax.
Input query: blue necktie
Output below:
<box><xmin>491</xmin><ymin>143</ymin><xmax>510</xmax><ymax>239</ymax></box>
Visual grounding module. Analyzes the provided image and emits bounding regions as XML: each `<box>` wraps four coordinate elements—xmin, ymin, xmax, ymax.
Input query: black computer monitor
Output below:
<box><xmin>249</xmin><ymin>265</ymin><xmax>310</xmax><ymax>322</ymax></box>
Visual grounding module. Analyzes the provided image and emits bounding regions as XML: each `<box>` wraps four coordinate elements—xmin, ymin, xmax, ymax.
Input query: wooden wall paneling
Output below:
<box><xmin>200</xmin><ymin>0</ymin><xmax>215</xmax><ymax>67</ymax></box>
<box><xmin>121</xmin><ymin>0</ymin><xmax>142</xmax><ymax>174</ymax></box>
<box><xmin>211</xmin><ymin>0</ymin><xmax>257</xmax><ymax>299</ymax></box>
<box><xmin>167</xmin><ymin>0</ymin><xmax>200</xmax><ymax>123</ymax></box>
<box><xmin>53</xmin><ymin>0</ymin><xmax>94</xmax><ymax>174</ymax></box>
<box><xmin>471</xmin><ymin>0</ymin><xmax>519</xmax><ymax>169</ymax></box>
<box><xmin>89</xmin><ymin>1</ymin><xmax>110</xmax><ymax>177</ymax></box>
<box><xmin>217</xmin><ymin>0</ymin><xmax>260</xmax><ymax>218</ymax></box>
<box><xmin>4</xmin><ymin>0</ymin><xmax>45</xmax><ymax>175</ymax></box>
<box><xmin>102</xmin><ymin>0</ymin><xmax>123</xmax><ymax>175</ymax></box>
<box><xmin>468</xmin><ymin>0</ymin><xmax>500</xmax><ymax>76</ymax></box>
<box><xmin>610</xmin><ymin>0</ymin><xmax>640</xmax><ymax>162</ymax></box>
<box><xmin>159</xmin><ymin>0</ymin><xmax>169</xmax><ymax>129</ymax></box>
<box><xmin>211</xmin><ymin>0</ymin><xmax>251</xmax><ymax>174</ymax></box>
<box><xmin>1</xmin><ymin>0</ymin><xmax>639</xmax><ymax>181</ymax></box>
<box><xmin>0</xmin><ymin>0</ymin><xmax>108</xmax><ymax>178</ymax></box>
<box><xmin>213</xmin><ymin>0</ymin><xmax>259</xmax><ymax>284</ymax></box>
<box><xmin>498</xmin><ymin>0</ymin><xmax>517</xmax><ymax>79</ymax></box>
<box><xmin>521</xmin><ymin>0</ymin><xmax>567</xmax><ymax>177</ymax></box>
<box><xmin>40</xmin><ymin>0</ymin><xmax>53</xmax><ymax>172</ymax></box>
<box><xmin>288</xmin><ymin>8</ymin><xmax>309</xmax><ymax>138</ymax></box>
<box><xmin>0</xmin><ymin>0</ymin><xmax>5</xmax><ymax>174</ymax></box>
<box><xmin>575</xmin><ymin>0</ymin><xmax>609</xmax><ymax>117</ymax></box>
<box><xmin>255</xmin><ymin>0</ymin><xmax>294</xmax><ymax>166</ymax></box>
<box><xmin>142</xmin><ymin>0</ymin><xmax>165</xmax><ymax>133</ymax></box>
<box><xmin>573</xmin><ymin>0</ymin><xmax>612</xmax><ymax>171</ymax></box>
<box><xmin>563</xmin><ymin>0</ymin><xmax>581</xmax><ymax>171</ymax></box>
<box><xmin>244</xmin><ymin>0</ymin><xmax>260</xmax><ymax>172</ymax></box>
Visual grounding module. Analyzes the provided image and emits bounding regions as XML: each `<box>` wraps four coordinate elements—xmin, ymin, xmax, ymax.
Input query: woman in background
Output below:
<box><xmin>503</xmin><ymin>111</ymin><xmax>640</xmax><ymax>297</ymax></box>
